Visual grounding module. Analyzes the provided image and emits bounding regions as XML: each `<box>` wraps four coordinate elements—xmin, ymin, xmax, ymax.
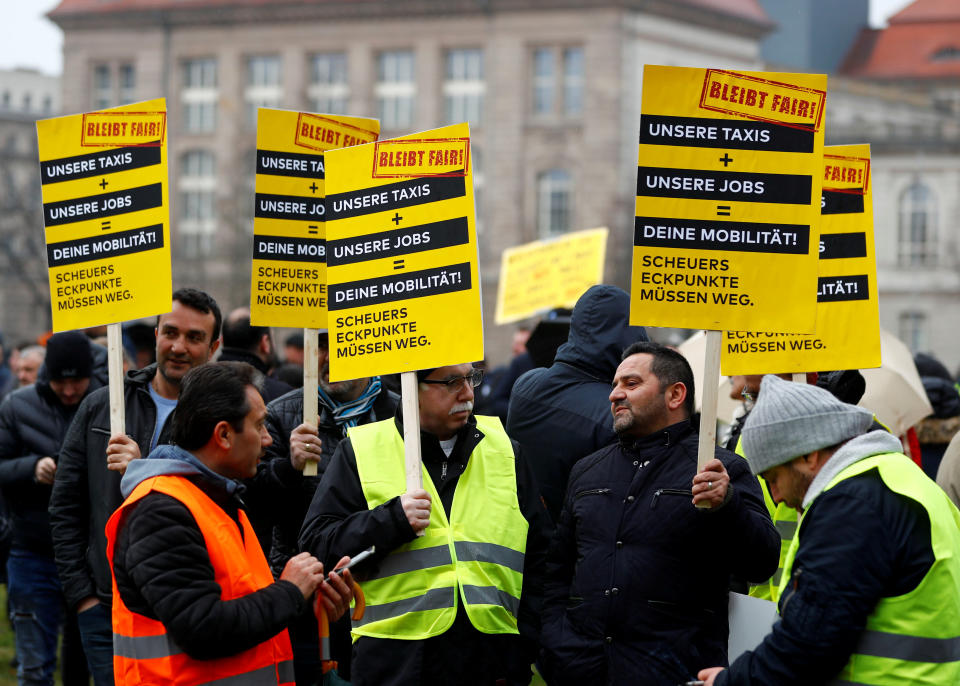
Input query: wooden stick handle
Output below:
<box><xmin>302</xmin><ymin>328</ymin><xmax>319</xmax><ymax>477</ymax></box>
<box><xmin>696</xmin><ymin>330</ymin><xmax>722</xmax><ymax>509</ymax></box>
<box><xmin>401</xmin><ymin>372</ymin><xmax>423</xmax><ymax>492</ymax></box>
<box><xmin>792</xmin><ymin>372</ymin><xmax>805</xmax><ymax>383</ymax></box>
<box><xmin>107</xmin><ymin>323</ymin><xmax>125</xmax><ymax>437</ymax></box>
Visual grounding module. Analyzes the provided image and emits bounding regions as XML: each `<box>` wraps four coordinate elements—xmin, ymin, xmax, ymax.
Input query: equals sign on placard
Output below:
<box><xmin>393</xmin><ymin>259</ymin><xmax>405</xmax><ymax>270</ymax></box>
<box><xmin>716</xmin><ymin>205</ymin><xmax>731</xmax><ymax>217</ymax></box>
<box><xmin>307</xmin><ymin>225</ymin><xmax>318</xmax><ymax>235</ymax></box>
<box><xmin>101</xmin><ymin>220</ymin><xmax>111</xmax><ymax>231</ymax></box>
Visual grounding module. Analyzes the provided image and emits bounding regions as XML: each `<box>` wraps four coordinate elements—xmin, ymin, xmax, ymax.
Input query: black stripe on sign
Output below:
<box><xmin>635</xmin><ymin>217</ymin><xmax>808</xmax><ymax>255</ymax></box>
<box><xmin>255</xmin><ymin>194</ymin><xmax>326</xmax><ymax>222</ymax></box>
<box><xmin>638</xmin><ymin>115</ymin><xmax>814</xmax><ymax>153</ymax></box>
<box><xmin>821</xmin><ymin>190</ymin><xmax>865</xmax><ymax>215</ymax></box>
<box><xmin>47</xmin><ymin>224</ymin><xmax>164</xmax><ymax>267</ymax></box>
<box><xmin>637</xmin><ymin>167</ymin><xmax>812</xmax><ymax>205</ymax></box>
<box><xmin>817</xmin><ymin>275</ymin><xmax>869</xmax><ymax>302</ymax></box>
<box><xmin>325</xmin><ymin>175</ymin><xmax>466</xmax><ymax>221</ymax></box>
<box><xmin>43</xmin><ymin>183</ymin><xmax>163</xmax><ymax>227</ymax></box>
<box><xmin>253</xmin><ymin>235</ymin><xmax>325</xmax><ymax>263</ymax></box>
<box><xmin>328</xmin><ymin>262</ymin><xmax>470</xmax><ymax>310</ymax></box>
<box><xmin>820</xmin><ymin>232</ymin><xmax>867</xmax><ymax>260</ymax></box>
<box><xmin>40</xmin><ymin>145</ymin><xmax>162</xmax><ymax>185</ymax></box>
<box><xmin>256</xmin><ymin>149</ymin><xmax>325</xmax><ymax>180</ymax></box>
<box><xmin>327</xmin><ymin>217</ymin><xmax>469</xmax><ymax>266</ymax></box>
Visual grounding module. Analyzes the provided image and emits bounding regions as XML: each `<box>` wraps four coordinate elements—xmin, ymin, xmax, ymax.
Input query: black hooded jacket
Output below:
<box><xmin>49</xmin><ymin>364</ymin><xmax>174</xmax><ymax>609</ymax></box>
<box><xmin>507</xmin><ymin>285</ymin><xmax>648</xmax><ymax>520</ymax></box>
<box><xmin>0</xmin><ymin>366</ymin><xmax>104</xmax><ymax>555</ymax></box>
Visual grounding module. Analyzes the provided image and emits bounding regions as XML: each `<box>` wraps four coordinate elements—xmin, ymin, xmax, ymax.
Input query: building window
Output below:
<box><xmin>179</xmin><ymin>150</ymin><xmax>217</xmax><ymax>256</ymax></box>
<box><xmin>22</xmin><ymin>93</ymin><xmax>32</xmax><ymax>113</ymax></box>
<box><xmin>444</xmin><ymin>48</ymin><xmax>484</xmax><ymax>125</ymax></box>
<box><xmin>932</xmin><ymin>46</ymin><xmax>960</xmax><ymax>62</ymax></box>
<box><xmin>93</xmin><ymin>64</ymin><xmax>112</xmax><ymax>108</ymax></box>
<box><xmin>898</xmin><ymin>182</ymin><xmax>938</xmax><ymax>266</ymax></box>
<box><xmin>42</xmin><ymin>95</ymin><xmax>52</xmax><ymax>113</ymax></box>
<box><xmin>531</xmin><ymin>46</ymin><xmax>584</xmax><ymax>117</ymax></box>
<box><xmin>537</xmin><ymin>169</ymin><xmax>572</xmax><ymax>237</ymax></box>
<box><xmin>245</xmin><ymin>56</ymin><xmax>282</xmax><ymax>126</ymax></box>
<box><xmin>1</xmin><ymin>91</ymin><xmax>9</xmax><ymax>110</ymax></box>
<box><xmin>376</xmin><ymin>50</ymin><xmax>415</xmax><ymax>130</ymax></box>
<box><xmin>182</xmin><ymin>58</ymin><xmax>218</xmax><ymax>133</ymax></box>
<box><xmin>308</xmin><ymin>53</ymin><xmax>348</xmax><ymax>114</ymax></box>
<box><xmin>472</xmin><ymin>145</ymin><xmax>484</xmax><ymax>234</ymax></box>
<box><xmin>119</xmin><ymin>64</ymin><xmax>136</xmax><ymax>104</ymax></box>
<box><xmin>899</xmin><ymin>311</ymin><xmax>928</xmax><ymax>353</ymax></box>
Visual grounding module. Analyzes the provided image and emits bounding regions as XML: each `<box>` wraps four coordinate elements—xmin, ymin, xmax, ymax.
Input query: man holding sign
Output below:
<box><xmin>299</xmin><ymin>363</ymin><xmax>552</xmax><ymax>686</ymax></box>
<box><xmin>540</xmin><ymin>342</ymin><xmax>777</xmax><ymax>685</ymax></box>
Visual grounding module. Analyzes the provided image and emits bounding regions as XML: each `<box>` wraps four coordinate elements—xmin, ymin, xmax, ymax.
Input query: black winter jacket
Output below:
<box><xmin>112</xmin><ymin>446</ymin><xmax>306</xmax><ymax>660</ymax></box>
<box><xmin>0</xmin><ymin>369</ymin><xmax>103</xmax><ymax>555</ymax></box>
<box><xmin>262</xmin><ymin>384</ymin><xmax>398</xmax><ymax>577</ymax></box>
<box><xmin>299</xmin><ymin>413</ymin><xmax>553</xmax><ymax>686</ymax></box>
<box><xmin>540</xmin><ymin>419</ymin><xmax>779</xmax><ymax>686</ymax></box>
<box><xmin>49</xmin><ymin>364</ymin><xmax>173</xmax><ymax>609</ymax></box>
<box><xmin>507</xmin><ymin>285</ymin><xmax>648</xmax><ymax>520</ymax></box>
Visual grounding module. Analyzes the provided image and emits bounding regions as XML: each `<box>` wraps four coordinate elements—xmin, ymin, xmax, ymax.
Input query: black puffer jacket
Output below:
<box><xmin>0</xmin><ymin>368</ymin><xmax>103</xmax><ymax>555</ymax></box>
<box><xmin>540</xmin><ymin>419</ymin><xmax>779</xmax><ymax>685</ymax></box>
<box><xmin>112</xmin><ymin>445</ymin><xmax>305</xmax><ymax>660</ymax></box>
<box><xmin>49</xmin><ymin>364</ymin><xmax>172</xmax><ymax>609</ymax></box>
<box><xmin>507</xmin><ymin>285</ymin><xmax>648</xmax><ymax>520</ymax></box>
<box><xmin>262</xmin><ymin>384</ymin><xmax>398</xmax><ymax>576</ymax></box>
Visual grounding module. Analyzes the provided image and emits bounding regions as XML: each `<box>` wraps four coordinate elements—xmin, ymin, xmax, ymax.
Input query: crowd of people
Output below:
<box><xmin>0</xmin><ymin>284</ymin><xmax>958</xmax><ymax>685</ymax></box>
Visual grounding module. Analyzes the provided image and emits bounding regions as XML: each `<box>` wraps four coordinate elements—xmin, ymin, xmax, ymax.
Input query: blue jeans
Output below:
<box><xmin>6</xmin><ymin>549</ymin><xmax>63</xmax><ymax>686</ymax></box>
<box><xmin>76</xmin><ymin>601</ymin><xmax>113</xmax><ymax>686</ymax></box>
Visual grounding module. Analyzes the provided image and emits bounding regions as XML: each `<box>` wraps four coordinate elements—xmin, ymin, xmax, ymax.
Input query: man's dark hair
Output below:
<box><xmin>162</xmin><ymin>288</ymin><xmax>222</xmax><ymax>342</ymax></box>
<box><xmin>221</xmin><ymin>314</ymin><xmax>268</xmax><ymax>352</ymax></box>
<box><xmin>172</xmin><ymin>362</ymin><xmax>263</xmax><ymax>450</ymax></box>
<box><xmin>621</xmin><ymin>341</ymin><xmax>696</xmax><ymax>418</ymax></box>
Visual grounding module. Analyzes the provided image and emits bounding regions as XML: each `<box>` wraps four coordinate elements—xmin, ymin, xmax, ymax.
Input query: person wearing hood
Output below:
<box><xmin>0</xmin><ymin>331</ymin><xmax>103</xmax><ymax>685</ymax></box>
<box><xmin>299</xmin><ymin>362</ymin><xmax>552</xmax><ymax>686</ymax></box>
<box><xmin>698</xmin><ymin>374</ymin><xmax>960</xmax><ymax>686</ymax></box>
<box><xmin>107</xmin><ymin>362</ymin><xmax>354</xmax><ymax>686</ymax></box>
<box><xmin>49</xmin><ymin>288</ymin><xmax>222</xmax><ymax>686</ymax></box>
<box><xmin>913</xmin><ymin>352</ymin><xmax>960</xmax><ymax>479</ymax></box>
<box><xmin>507</xmin><ymin>285</ymin><xmax>648</xmax><ymax>521</ymax></box>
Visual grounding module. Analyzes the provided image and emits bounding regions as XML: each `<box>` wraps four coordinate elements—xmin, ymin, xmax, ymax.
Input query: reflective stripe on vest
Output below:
<box><xmin>737</xmin><ymin>435</ymin><xmax>798</xmax><ymax>603</ymax></box>
<box><xmin>350</xmin><ymin>415</ymin><xmax>528</xmax><ymax>640</ymax></box>
<box><xmin>780</xmin><ymin>452</ymin><xmax>960</xmax><ymax>685</ymax></box>
<box><xmin>106</xmin><ymin>475</ymin><xmax>295</xmax><ymax>686</ymax></box>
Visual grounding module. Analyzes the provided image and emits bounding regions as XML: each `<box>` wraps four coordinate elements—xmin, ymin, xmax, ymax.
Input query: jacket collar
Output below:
<box><xmin>120</xmin><ymin>443</ymin><xmax>244</xmax><ymax>500</ymax></box>
<box><xmin>620</xmin><ymin>418</ymin><xmax>693</xmax><ymax>452</ymax></box>
<box><xmin>802</xmin><ymin>430</ymin><xmax>903</xmax><ymax>509</ymax></box>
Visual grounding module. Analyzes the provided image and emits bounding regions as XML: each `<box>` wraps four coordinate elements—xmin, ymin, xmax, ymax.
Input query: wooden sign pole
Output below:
<box><xmin>400</xmin><ymin>371</ymin><xmax>423</xmax><ymax>490</ymax></box>
<box><xmin>302</xmin><ymin>327</ymin><xmax>319</xmax><ymax>476</ymax></box>
<box><xmin>107</xmin><ymin>323</ymin><xmax>125</xmax><ymax>437</ymax></box>
<box><xmin>792</xmin><ymin>373</ymin><xmax>805</xmax><ymax>383</ymax></box>
<box><xmin>696</xmin><ymin>330</ymin><xmax>722</xmax><ymax>508</ymax></box>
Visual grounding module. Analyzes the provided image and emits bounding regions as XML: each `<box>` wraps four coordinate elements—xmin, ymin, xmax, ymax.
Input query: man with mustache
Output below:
<box><xmin>539</xmin><ymin>342</ymin><xmax>778</xmax><ymax>685</ymax></box>
<box><xmin>49</xmin><ymin>288</ymin><xmax>222</xmax><ymax>686</ymax></box>
<box><xmin>260</xmin><ymin>331</ymin><xmax>397</xmax><ymax>684</ymax></box>
<box><xmin>299</xmin><ymin>363</ymin><xmax>552</xmax><ymax>686</ymax></box>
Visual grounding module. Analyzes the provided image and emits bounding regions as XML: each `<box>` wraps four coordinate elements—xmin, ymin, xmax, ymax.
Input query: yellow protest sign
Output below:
<box><xmin>722</xmin><ymin>144</ymin><xmax>880</xmax><ymax>374</ymax></box>
<box><xmin>495</xmin><ymin>227</ymin><xmax>608</xmax><ymax>324</ymax></box>
<box><xmin>632</xmin><ymin>66</ymin><xmax>826</xmax><ymax>333</ymax></box>
<box><xmin>250</xmin><ymin>109</ymin><xmax>379</xmax><ymax>328</ymax></box>
<box><xmin>37</xmin><ymin>99</ymin><xmax>171</xmax><ymax>331</ymax></box>
<box><xmin>324</xmin><ymin>123</ymin><xmax>482</xmax><ymax>381</ymax></box>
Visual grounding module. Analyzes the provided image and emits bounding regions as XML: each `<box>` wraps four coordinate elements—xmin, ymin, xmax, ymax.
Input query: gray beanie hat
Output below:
<box><xmin>740</xmin><ymin>374</ymin><xmax>874</xmax><ymax>475</ymax></box>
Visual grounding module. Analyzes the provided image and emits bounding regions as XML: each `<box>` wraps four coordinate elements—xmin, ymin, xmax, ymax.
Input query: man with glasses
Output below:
<box><xmin>299</xmin><ymin>363</ymin><xmax>552</xmax><ymax>686</ymax></box>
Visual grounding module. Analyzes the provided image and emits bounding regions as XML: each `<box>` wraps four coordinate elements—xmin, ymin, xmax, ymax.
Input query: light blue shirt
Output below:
<box><xmin>147</xmin><ymin>382</ymin><xmax>178</xmax><ymax>452</ymax></box>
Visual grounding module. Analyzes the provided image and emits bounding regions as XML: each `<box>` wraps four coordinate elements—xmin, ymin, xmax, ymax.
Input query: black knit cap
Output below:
<box><xmin>45</xmin><ymin>331</ymin><xmax>93</xmax><ymax>380</ymax></box>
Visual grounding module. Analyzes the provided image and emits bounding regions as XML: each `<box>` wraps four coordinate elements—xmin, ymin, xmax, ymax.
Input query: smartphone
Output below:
<box><xmin>333</xmin><ymin>546</ymin><xmax>375</xmax><ymax>575</ymax></box>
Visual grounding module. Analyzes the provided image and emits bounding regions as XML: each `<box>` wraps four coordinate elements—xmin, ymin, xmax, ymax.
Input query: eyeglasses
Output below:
<box><xmin>420</xmin><ymin>369</ymin><xmax>484</xmax><ymax>393</ymax></box>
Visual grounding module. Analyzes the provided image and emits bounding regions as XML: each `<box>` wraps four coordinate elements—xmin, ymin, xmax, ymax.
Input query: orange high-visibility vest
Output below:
<box><xmin>106</xmin><ymin>475</ymin><xmax>295</xmax><ymax>686</ymax></box>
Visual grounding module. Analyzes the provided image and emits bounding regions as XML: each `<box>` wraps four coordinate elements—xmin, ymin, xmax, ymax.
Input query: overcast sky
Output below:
<box><xmin>0</xmin><ymin>0</ymin><xmax>919</xmax><ymax>76</ymax></box>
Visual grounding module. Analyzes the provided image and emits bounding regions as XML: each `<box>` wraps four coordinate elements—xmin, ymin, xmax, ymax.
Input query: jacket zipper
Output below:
<box><xmin>574</xmin><ymin>487</ymin><xmax>611</xmax><ymax>499</ymax></box>
<box><xmin>780</xmin><ymin>568</ymin><xmax>802</xmax><ymax>614</ymax></box>
<box><xmin>441</xmin><ymin>461</ymin><xmax>448</xmax><ymax>480</ymax></box>
<box><xmin>651</xmin><ymin>488</ymin><xmax>693</xmax><ymax>509</ymax></box>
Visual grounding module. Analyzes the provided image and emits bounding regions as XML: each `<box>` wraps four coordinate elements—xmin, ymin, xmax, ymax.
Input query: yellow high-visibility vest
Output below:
<box><xmin>349</xmin><ymin>415</ymin><xmax>528</xmax><ymax>641</ymax></box>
